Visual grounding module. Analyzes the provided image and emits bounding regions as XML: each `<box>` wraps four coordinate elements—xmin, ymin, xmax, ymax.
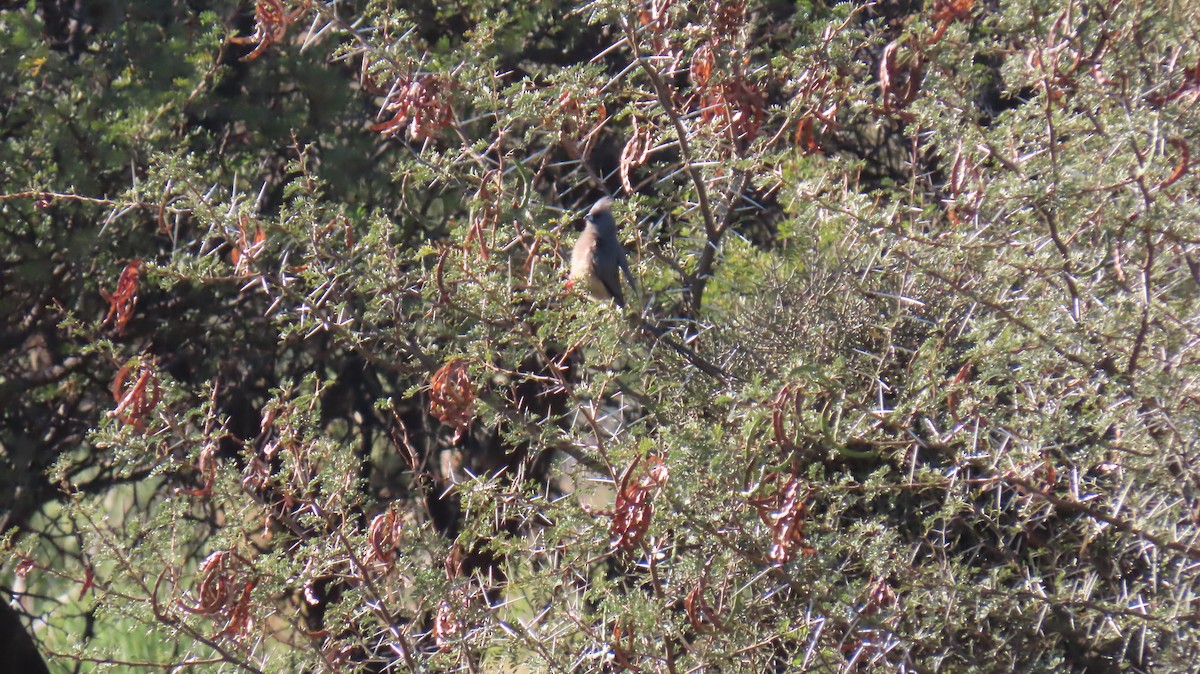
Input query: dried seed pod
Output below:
<box><xmin>100</xmin><ymin>260</ymin><xmax>142</xmax><ymax>335</ymax></box>
<box><xmin>179</xmin><ymin>550</ymin><xmax>258</xmax><ymax>639</ymax></box>
<box><xmin>429</xmin><ymin>359</ymin><xmax>476</xmax><ymax>440</ymax></box>
<box><xmin>610</xmin><ymin>456</ymin><xmax>669</xmax><ymax>553</ymax></box>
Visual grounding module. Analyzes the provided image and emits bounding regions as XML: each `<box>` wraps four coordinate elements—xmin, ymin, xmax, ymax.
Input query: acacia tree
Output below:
<box><xmin>2</xmin><ymin>0</ymin><xmax>1199</xmax><ymax>671</ymax></box>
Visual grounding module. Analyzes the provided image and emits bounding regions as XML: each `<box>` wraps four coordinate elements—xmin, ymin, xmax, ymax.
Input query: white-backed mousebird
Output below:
<box><xmin>568</xmin><ymin>197</ymin><xmax>637</xmax><ymax>307</ymax></box>
<box><xmin>566</xmin><ymin>198</ymin><xmax>735</xmax><ymax>382</ymax></box>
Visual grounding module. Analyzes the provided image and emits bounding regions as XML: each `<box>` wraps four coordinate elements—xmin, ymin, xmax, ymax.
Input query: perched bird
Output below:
<box><xmin>566</xmin><ymin>198</ymin><xmax>732</xmax><ymax>381</ymax></box>
<box><xmin>568</xmin><ymin>197</ymin><xmax>637</xmax><ymax>307</ymax></box>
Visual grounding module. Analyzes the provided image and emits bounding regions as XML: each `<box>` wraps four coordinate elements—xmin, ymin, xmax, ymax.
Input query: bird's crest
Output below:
<box><xmin>587</xmin><ymin>197</ymin><xmax>614</xmax><ymax>221</ymax></box>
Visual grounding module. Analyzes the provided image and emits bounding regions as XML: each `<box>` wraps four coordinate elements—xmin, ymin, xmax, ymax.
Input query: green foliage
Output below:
<box><xmin>2</xmin><ymin>0</ymin><xmax>1199</xmax><ymax>671</ymax></box>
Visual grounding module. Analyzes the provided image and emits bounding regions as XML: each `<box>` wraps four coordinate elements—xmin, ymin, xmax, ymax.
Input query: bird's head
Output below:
<box><xmin>585</xmin><ymin>197</ymin><xmax>617</xmax><ymax>235</ymax></box>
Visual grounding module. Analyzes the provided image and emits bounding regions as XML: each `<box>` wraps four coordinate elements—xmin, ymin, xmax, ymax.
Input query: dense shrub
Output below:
<box><xmin>2</xmin><ymin>0</ymin><xmax>1198</xmax><ymax>671</ymax></box>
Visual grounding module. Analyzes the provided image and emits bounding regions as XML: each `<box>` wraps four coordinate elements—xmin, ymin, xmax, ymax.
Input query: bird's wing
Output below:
<box><xmin>594</xmin><ymin>245</ymin><xmax>626</xmax><ymax>308</ymax></box>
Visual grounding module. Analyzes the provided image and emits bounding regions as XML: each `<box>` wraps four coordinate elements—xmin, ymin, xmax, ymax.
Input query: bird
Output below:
<box><xmin>566</xmin><ymin>198</ymin><xmax>733</xmax><ymax>381</ymax></box>
<box><xmin>568</xmin><ymin>197</ymin><xmax>637</xmax><ymax>307</ymax></box>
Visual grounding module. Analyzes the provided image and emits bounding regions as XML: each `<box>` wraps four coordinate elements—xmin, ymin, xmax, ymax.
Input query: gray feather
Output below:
<box><xmin>571</xmin><ymin>197</ymin><xmax>635</xmax><ymax>308</ymax></box>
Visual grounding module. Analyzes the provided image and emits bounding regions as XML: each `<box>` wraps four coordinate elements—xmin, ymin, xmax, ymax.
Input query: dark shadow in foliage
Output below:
<box><xmin>0</xmin><ymin>594</ymin><xmax>50</xmax><ymax>674</ymax></box>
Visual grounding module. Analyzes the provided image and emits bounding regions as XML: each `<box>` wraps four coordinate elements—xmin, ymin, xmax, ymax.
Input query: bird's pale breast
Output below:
<box><xmin>570</xmin><ymin>232</ymin><xmax>612</xmax><ymax>299</ymax></box>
